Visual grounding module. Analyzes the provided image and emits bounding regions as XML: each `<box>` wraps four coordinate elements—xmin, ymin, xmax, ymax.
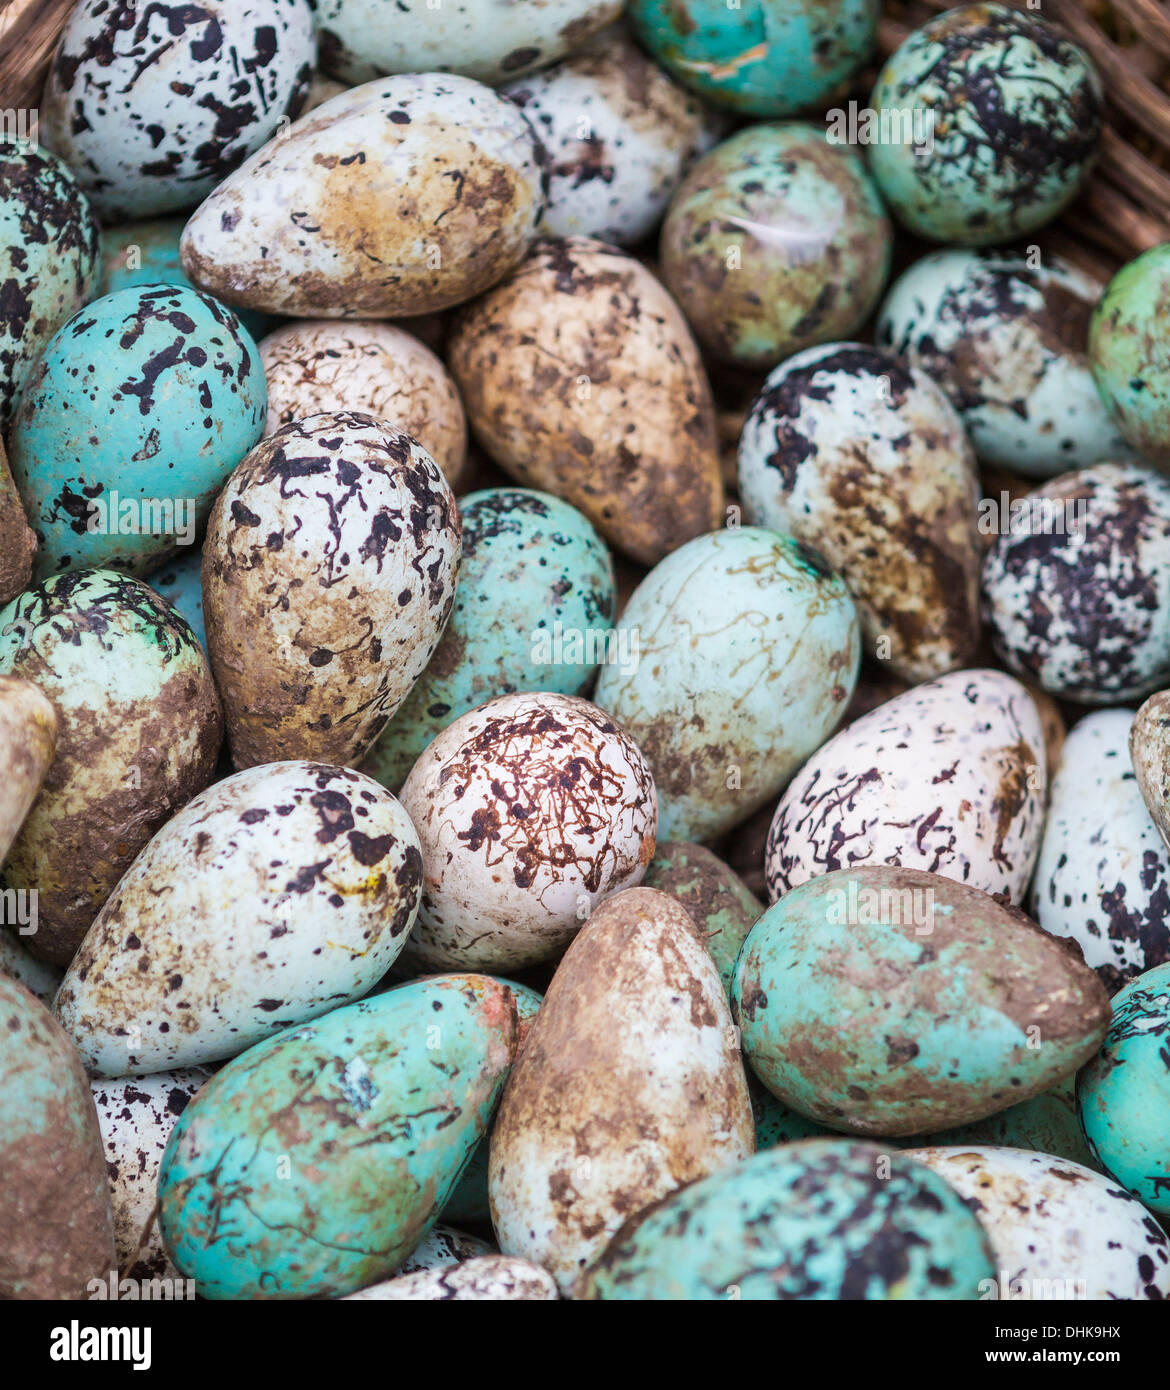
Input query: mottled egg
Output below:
<box><xmin>0</xmin><ymin>977</ymin><xmax>115</xmax><ymax>1299</ymax></box>
<box><xmin>1031</xmin><ymin>710</ymin><xmax>1170</xmax><ymax>994</ymax></box>
<box><xmin>1132</xmin><ymin>690</ymin><xmax>1170</xmax><ymax>850</ymax></box>
<box><xmin>157</xmin><ymin>975</ymin><xmax>516</xmax><ymax>1299</ymax></box>
<box><xmin>661</xmin><ymin>126</ymin><xmax>891</xmax><ymax>370</ymax></box>
<box><xmin>9</xmin><ymin>284</ymin><xmax>267</xmax><ymax>580</ymax></box>
<box><xmin>363</xmin><ymin>488</ymin><xmax>615</xmax><ymax>792</ymax></box>
<box><xmin>596</xmin><ymin>527</ymin><xmax>859</xmax><ymax>843</ymax></box>
<box><xmin>147</xmin><ymin>549</ymin><xmax>207</xmax><ymax>654</ymax></box>
<box><xmin>877</xmin><ymin>249</ymin><xmax>1130</xmax><ymax>476</ymax></box>
<box><xmin>315</xmin><ymin>0</ymin><xmax>621</xmax><ymax>85</ymax></box>
<box><xmin>0</xmin><ymin>438</ymin><xmax>35</xmax><ymax>603</ymax></box>
<box><xmin>490</xmin><ymin>888</ymin><xmax>753</xmax><ymax>1293</ymax></box>
<box><xmin>42</xmin><ymin>0</ymin><xmax>315</xmax><ymax>220</ymax></box>
<box><xmin>0</xmin><ymin>674</ymin><xmax>57</xmax><ymax>864</ymax></box>
<box><xmin>766</xmin><ymin>669</ymin><xmax>1046</xmax><ymax>905</ymax></box>
<box><xmin>579</xmin><ymin>1140</ymin><xmax>994</xmax><ymax>1300</ymax></box>
<box><xmin>504</xmin><ymin>32</ymin><xmax>724</xmax><ymax>246</ymax></box>
<box><xmin>1078</xmin><ymin>961</ymin><xmax>1170</xmax><ymax>1218</ymax></box>
<box><xmin>0</xmin><ymin>934</ymin><xmax>62</xmax><ymax>1006</ymax></box>
<box><xmin>982</xmin><ymin>463</ymin><xmax>1170</xmax><ymax>703</ymax></box>
<box><xmin>628</xmin><ymin>0</ymin><xmax>877</xmax><ymax>116</ymax></box>
<box><xmin>399</xmin><ymin>692</ymin><xmax>656</xmax><ymax>971</ymax></box>
<box><xmin>0</xmin><ymin>141</ymin><xmax>99</xmax><ymax>431</ymax></box>
<box><xmin>345</xmin><ymin>1255</ymin><xmax>558</xmax><ymax>1301</ymax></box>
<box><xmin>258</xmin><ymin>320</ymin><xmax>468</xmax><ymax>487</ymax></box>
<box><xmin>0</xmin><ymin>571</ymin><xmax>222</xmax><ymax>966</ymax></box>
<box><xmin>55</xmin><ymin>761</ymin><xmax>422</xmax><ymax>1075</ymax></box>
<box><xmin>738</xmin><ymin>343</ymin><xmax>981</xmax><ymax>681</ymax></box>
<box><xmin>181</xmin><ymin>74</ymin><xmax>545</xmax><ymax>318</ymax></box>
<box><xmin>90</xmin><ymin>1069</ymin><xmax>210</xmax><ymax>1282</ymax></box>
<box><xmin>1089</xmin><ymin>243</ymin><xmax>1170</xmax><ymax>465</ymax></box>
<box><xmin>868</xmin><ymin>4</ymin><xmax>1102</xmax><ymax>244</ymax></box>
<box><xmin>203</xmin><ymin>411</ymin><xmax>461</xmax><ymax>769</ymax></box>
<box><xmin>447</xmin><ymin>237</ymin><xmax>724</xmax><ymax>567</ymax></box>
<box><xmin>394</xmin><ymin>1225</ymin><xmax>492</xmax><ymax>1275</ymax></box>
<box><xmin>734</xmin><ymin>866</ymin><xmax>1111</xmax><ymax>1136</ymax></box>
<box><xmin>905</xmin><ymin>1146</ymin><xmax>1170</xmax><ymax>1301</ymax></box>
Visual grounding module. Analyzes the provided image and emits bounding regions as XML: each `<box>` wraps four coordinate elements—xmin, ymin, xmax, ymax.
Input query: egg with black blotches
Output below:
<box><xmin>982</xmin><ymin>462</ymin><xmax>1170</xmax><ymax>704</ymax></box>
<box><xmin>181</xmin><ymin>74</ymin><xmax>546</xmax><ymax>319</ymax></box>
<box><xmin>766</xmin><ymin>669</ymin><xmax>1046</xmax><ymax>905</ymax></box>
<box><xmin>738</xmin><ymin>342</ymin><xmax>981</xmax><ymax>681</ymax></box>
<box><xmin>41</xmin><ymin>0</ymin><xmax>315</xmax><ymax>221</ymax></box>
<box><xmin>148</xmin><ymin>550</ymin><xmax>207</xmax><ymax>655</ymax></box>
<box><xmin>204</xmin><ymin>411</ymin><xmax>461</xmax><ymax>770</ymax></box>
<box><xmin>394</xmin><ymin>1225</ymin><xmax>492</xmax><ymax>1275</ymax></box>
<box><xmin>54</xmin><ymin>760</ymin><xmax>422</xmax><ymax>1075</ymax></box>
<box><xmin>399</xmin><ymin>692</ymin><xmax>656</xmax><ymax>971</ymax></box>
<box><xmin>0</xmin><ymin>141</ymin><xmax>99</xmax><ymax>432</ymax></box>
<box><xmin>1031</xmin><ymin>709</ymin><xmax>1170</xmax><ymax>994</ymax></box>
<box><xmin>877</xmin><ymin>248</ymin><xmax>1130</xmax><ymax>477</ymax></box>
<box><xmin>905</xmin><ymin>1145</ymin><xmax>1170</xmax><ymax>1301</ymax></box>
<box><xmin>344</xmin><ymin>1255</ymin><xmax>558</xmax><ymax>1301</ymax></box>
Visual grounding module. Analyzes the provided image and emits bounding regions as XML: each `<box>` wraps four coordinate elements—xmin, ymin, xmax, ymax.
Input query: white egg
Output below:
<box><xmin>395</xmin><ymin>1225</ymin><xmax>492</xmax><ymax>1275</ymax></box>
<box><xmin>344</xmin><ymin>1255</ymin><xmax>558</xmax><ymax>1300</ymax></box>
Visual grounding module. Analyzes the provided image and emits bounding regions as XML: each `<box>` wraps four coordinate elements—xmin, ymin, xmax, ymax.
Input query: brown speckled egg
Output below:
<box><xmin>259</xmin><ymin>321</ymin><xmax>468</xmax><ymax>488</ymax></box>
<box><xmin>1132</xmin><ymin>690</ymin><xmax>1170</xmax><ymax>850</ymax></box>
<box><xmin>203</xmin><ymin>411</ymin><xmax>461</xmax><ymax>769</ymax></box>
<box><xmin>0</xmin><ymin>438</ymin><xmax>35</xmax><ymax>604</ymax></box>
<box><xmin>398</xmin><ymin>692</ymin><xmax>657</xmax><ymax>971</ymax></box>
<box><xmin>488</xmin><ymin>887</ymin><xmax>753</xmax><ymax>1294</ymax></box>
<box><xmin>447</xmin><ymin>237</ymin><xmax>724</xmax><ymax>567</ymax></box>
<box><xmin>0</xmin><ymin>674</ymin><xmax>56</xmax><ymax>865</ymax></box>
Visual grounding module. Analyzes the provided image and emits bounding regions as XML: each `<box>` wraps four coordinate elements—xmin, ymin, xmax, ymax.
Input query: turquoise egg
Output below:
<box><xmin>868</xmin><ymin>3</ymin><xmax>1101</xmax><ymax>245</ymax></box>
<box><xmin>1078</xmin><ymin>961</ymin><xmax>1170</xmax><ymax>1217</ymax></box>
<box><xmin>750</xmin><ymin>1077</ymin><xmax>834</xmax><ymax>1148</ymax></box>
<box><xmin>578</xmin><ymin>1139</ymin><xmax>995</xmax><ymax>1299</ymax></box>
<box><xmin>1089</xmin><ymin>243</ymin><xmax>1170</xmax><ymax>466</ymax></box>
<box><xmin>157</xmin><ymin>975</ymin><xmax>517</xmax><ymax>1299</ymax></box>
<box><xmin>363</xmin><ymin>488</ymin><xmax>615</xmax><ymax>790</ymax></box>
<box><xmin>147</xmin><ymin>547</ymin><xmax>206</xmax><ymax>653</ymax></box>
<box><xmin>0</xmin><ymin>141</ymin><xmax>100</xmax><ymax>431</ymax></box>
<box><xmin>9</xmin><ymin>283</ymin><xmax>266</xmax><ymax>580</ymax></box>
<box><xmin>629</xmin><ymin>0</ymin><xmax>877</xmax><ymax>116</ymax></box>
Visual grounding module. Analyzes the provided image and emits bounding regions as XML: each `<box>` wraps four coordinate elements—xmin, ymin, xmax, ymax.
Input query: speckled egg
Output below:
<box><xmin>738</xmin><ymin>343</ymin><xmax>981</xmax><ymax>681</ymax></box>
<box><xmin>0</xmin><ymin>141</ymin><xmax>99</xmax><ymax>431</ymax></box>
<box><xmin>147</xmin><ymin>548</ymin><xmax>207</xmax><ymax>654</ymax></box>
<box><xmin>398</xmin><ymin>692</ymin><xmax>656</xmax><ymax>971</ymax></box>
<box><xmin>0</xmin><ymin>977</ymin><xmax>116</xmax><ymax>1299</ymax></box>
<box><xmin>661</xmin><ymin>126</ymin><xmax>891</xmax><ymax>370</ymax></box>
<box><xmin>181</xmin><ymin>74</ymin><xmax>545</xmax><ymax>318</ymax></box>
<box><xmin>8</xmin><ymin>283</ymin><xmax>266</xmax><ymax>580</ymax></box>
<box><xmin>394</xmin><ymin>1225</ymin><xmax>493</xmax><ymax>1275</ymax></box>
<box><xmin>597</xmin><ymin>527</ymin><xmax>859</xmax><ymax>842</ymax></box>
<box><xmin>642</xmin><ymin>842</ymin><xmax>762</xmax><ymax>998</ymax></box>
<box><xmin>628</xmin><ymin>0</ymin><xmax>877</xmax><ymax>116</ymax></box>
<box><xmin>905</xmin><ymin>1146</ymin><xmax>1170</xmax><ymax>1301</ymax></box>
<box><xmin>734</xmin><ymin>866</ymin><xmax>1111</xmax><ymax>1136</ymax></box>
<box><xmin>877</xmin><ymin>248</ymin><xmax>1130</xmax><ymax>477</ymax></box>
<box><xmin>157</xmin><ymin>975</ymin><xmax>516</xmax><ymax>1299</ymax></box>
<box><xmin>0</xmin><ymin>571</ymin><xmax>222</xmax><ymax>966</ymax></box>
<box><xmin>0</xmin><ymin>438</ymin><xmax>35</xmax><ymax>603</ymax></box>
<box><xmin>579</xmin><ymin>1140</ymin><xmax>994</xmax><ymax>1299</ymax></box>
<box><xmin>982</xmin><ymin>462</ymin><xmax>1170</xmax><ymax>703</ymax></box>
<box><xmin>1089</xmin><ymin>242</ymin><xmax>1170</xmax><ymax>465</ymax></box>
<box><xmin>55</xmin><ymin>761</ymin><xmax>422</xmax><ymax>1075</ymax></box>
<box><xmin>0</xmin><ymin>674</ymin><xmax>57</xmax><ymax>865</ymax></box>
<box><xmin>766</xmin><ymin>669</ymin><xmax>1046</xmax><ymax>905</ymax></box>
<box><xmin>345</xmin><ymin>1255</ymin><xmax>558</xmax><ymax>1301</ymax></box>
<box><xmin>203</xmin><ymin>411</ymin><xmax>460</xmax><ymax>769</ymax></box>
<box><xmin>447</xmin><ymin>237</ymin><xmax>724</xmax><ymax>568</ymax></box>
<box><xmin>363</xmin><ymin>488</ymin><xmax>615</xmax><ymax>793</ymax></box>
<box><xmin>90</xmin><ymin>1069</ymin><xmax>210</xmax><ymax>1283</ymax></box>
<box><xmin>1132</xmin><ymin>690</ymin><xmax>1170</xmax><ymax>850</ymax></box>
<box><xmin>490</xmin><ymin>888</ymin><xmax>753</xmax><ymax>1293</ymax></box>
<box><xmin>315</xmin><ymin>0</ymin><xmax>621</xmax><ymax>85</ymax></box>
<box><xmin>868</xmin><ymin>4</ymin><xmax>1102</xmax><ymax>245</ymax></box>
<box><xmin>1078</xmin><ymin>961</ymin><xmax>1170</xmax><ymax>1218</ymax></box>
<box><xmin>0</xmin><ymin>934</ymin><xmax>63</xmax><ymax>1006</ymax></box>
<box><xmin>42</xmin><ymin>0</ymin><xmax>315</xmax><ymax>221</ymax></box>
<box><xmin>1031</xmin><ymin>710</ymin><xmax>1170</xmax><ymax>995</ymax></box>
<box><xmin>258</xmin><ymin>320</ymin><xmax>468</xmax><ymax>486</ymax></box>
<box><xmin>504</xmin><ymin>32</ymin><xmax>724</xmax><ymax>246</ymax></box>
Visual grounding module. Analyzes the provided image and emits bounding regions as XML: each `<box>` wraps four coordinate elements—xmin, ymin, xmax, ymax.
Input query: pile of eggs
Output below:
<box><xmin>3</xmin><ymin>0</ymin><xmax>1170</xmax><ymax>1303</ymax></box>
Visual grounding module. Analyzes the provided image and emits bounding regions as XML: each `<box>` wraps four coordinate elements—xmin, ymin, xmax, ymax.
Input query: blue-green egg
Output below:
<box><xmin>147</xmin><ymin>547</ymin><xmax>206</xmax><ymax>653</ymax></box>
<box><xmin>157</xmin><ymin>975</ymin><xmax>517</xmax><ymax>1299</ymax></box>
<box><xmin>629</xmin><ymin>0</ymin><xmax>877</xmax><ymax>116</ymax></box>
<box><xmin>578</xmin><ymin>1139</ymin><xmax>995</xmax><ymax>1299</ymax></box>
<box><xmin>8</xmin><ymin>283</ymin><xmax>266</xmax><ymax>580</ymax></box>
<box><xmin>362</xmin><ymin>488</ymin><xmax>615</xmax><ymax>791</ymax></box>
<box><xmin>1078</xmin><ymin>961</ymin><xmax>1170</xmax><ymax>1217</ymax></box>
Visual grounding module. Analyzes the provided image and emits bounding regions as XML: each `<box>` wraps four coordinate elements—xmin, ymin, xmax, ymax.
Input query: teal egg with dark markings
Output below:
<box><xmin>157</xmin><ymin>975</ymin><xmax>517</xmax><ymax>1299</ymax></box>
<box><xmin>147</xmin><ymin>547</ymin><xmax>206</xmax><ymax>653</ymax></box>
<box><xmin>578</xmin><ymin>1139</ymin><xmax>995</xmax><ymax>1299</ymax></box>
<box><xmin>1077</xmin><ymin>961</ymin><xmax>1170</xmax><ymax>1217</ymax></box>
